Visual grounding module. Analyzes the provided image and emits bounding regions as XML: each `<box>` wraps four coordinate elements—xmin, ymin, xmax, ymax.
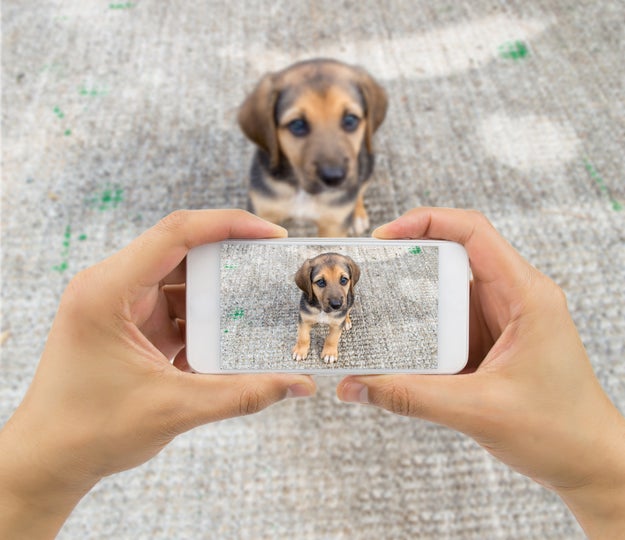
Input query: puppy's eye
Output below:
<box><xmin>315</xmin><ymin>278</ymin><xmax>326</xmax><ymax>288</ymax></box>
<box><xmin>287</xmin><ymin>118</ymin><xmax>310</xmax><ymax>137</ymax></box>
<box><xmin>340</xmin><ymin>276</ymin><xmax>349</xmax><ymax>286</ymax></box>
<box><xmin>341</xmin><ymin>113</ymin><xmax>360</xmax><ymax>132</ymax></box>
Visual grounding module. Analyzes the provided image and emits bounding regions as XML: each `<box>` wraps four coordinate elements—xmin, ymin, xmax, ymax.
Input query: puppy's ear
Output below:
<box><xmin>345</xmin><ymin>256</ymin><xmax>361</xmax><ymax>293</ymax></box>
<box><xmin>238</xmin><ymin>73</ymin><xmax>281</xmax><ymax>169</ymax></box>
<box><xmin>355</xmin><ymin>68</ymin><xmax>388</xmax><ymax>153</ymax></box>
<box><xmin>295</xmin><ymin>259</ymin><xmax>314</xmax><ymax>302</ymax></box>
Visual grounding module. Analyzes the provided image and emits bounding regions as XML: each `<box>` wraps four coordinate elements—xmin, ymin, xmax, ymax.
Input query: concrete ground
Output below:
<box><xmin>218</xmin><ymin>243</ymin><xmax>439</xmax><ymax>371</ymax></box>
<box><xmin>2</xmin><ymin>1</ymin><xmax>624</xmax><ymax>538</ymax></box>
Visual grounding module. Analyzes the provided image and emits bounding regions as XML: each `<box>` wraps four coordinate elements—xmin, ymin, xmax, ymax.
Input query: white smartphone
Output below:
<box><xmin>186</xmin><ymin>238</ymin><xmax>470</xmax><ymax>374</ymax></box>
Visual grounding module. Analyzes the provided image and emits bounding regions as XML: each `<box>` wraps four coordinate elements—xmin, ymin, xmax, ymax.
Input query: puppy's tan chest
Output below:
<box><xmin>291</xmin><ymin>190</ymin><xmax>322</xmax><ymax>221</ymax></box>
<box><xmin>251</xmin><ymin>185</ymin><xmax>350</xmax><ymax>224</ymax></box>
<box><xmin>301</xmin><ymin>309</ymin><xmax>342</xmax><ymax>327</ymax></box>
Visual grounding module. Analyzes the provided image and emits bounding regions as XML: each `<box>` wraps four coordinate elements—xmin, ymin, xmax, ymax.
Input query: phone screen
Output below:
<box><xmin>217</xmin><ymin>242</ymin><xmax>439</xmax><ymax>371</ymax></box>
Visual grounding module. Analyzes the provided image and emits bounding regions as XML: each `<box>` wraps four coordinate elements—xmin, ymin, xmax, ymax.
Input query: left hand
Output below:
<box><xmin>0</xmin><ymin>209</ymin><xmax>316</xmax><ymax>538</ymax></box>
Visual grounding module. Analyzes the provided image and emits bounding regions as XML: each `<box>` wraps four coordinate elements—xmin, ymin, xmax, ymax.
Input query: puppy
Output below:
<box><xmin>292</xmin><ymin>252</ymin><xmax>360</xmax><ymax>364</ymax></box>
<box><xmin>238</xmin><ymin>58</ymin><xmax>388</xmax><ymax>237</ymax></box>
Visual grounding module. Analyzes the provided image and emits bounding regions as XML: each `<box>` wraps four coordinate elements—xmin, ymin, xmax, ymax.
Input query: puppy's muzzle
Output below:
<box><xmin>328</xmin><ymin>297</ymin><xmax>344</xmax><ymax>311</ymax></box>
<box><xmin>316</xmin><ymin>163</ymin><xmax>347</xmax><ymax>187</ymax></box>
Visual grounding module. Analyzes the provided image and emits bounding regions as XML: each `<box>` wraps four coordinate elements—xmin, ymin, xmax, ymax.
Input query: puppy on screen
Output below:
<box><xmin>292</xmin><ymin>252</ymin><xmax>360</xmax><ymax>364</ymax></box>
<box><xmin>238</xmin><ymin>58</ymin><xmax>388</xmax><ymax>237</ymax></box>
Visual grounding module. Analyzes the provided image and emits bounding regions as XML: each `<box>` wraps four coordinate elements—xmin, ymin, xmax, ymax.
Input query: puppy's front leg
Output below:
<box><xmin>292</xmin><ymin>319</ymin><xmax>313</xmax><ymax>361</ymax></box>
<box><xmin>321</xmin><ymin>323</ymin><xmax>343</xmax><ymax>364</ymax></box>
<box><xmin>344</xmin><ymin>311</ymin><xmax>352</xmax><ymax>332</ymax></box>
<box><xmin>317</xmin><ymin>221</ymin><xmax>349</xmax><ymax>237</ymax></box>
<box><xmin>349</xmin><ymin>191</ymin><xmax>370</xmax><ymax>236</ymax></box>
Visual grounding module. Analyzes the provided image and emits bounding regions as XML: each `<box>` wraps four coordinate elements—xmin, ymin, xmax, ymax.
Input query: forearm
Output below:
<box><xmin>0</xmin><ymin>414</ymin><xmax>96</xmax><ymax>539</ymax></box>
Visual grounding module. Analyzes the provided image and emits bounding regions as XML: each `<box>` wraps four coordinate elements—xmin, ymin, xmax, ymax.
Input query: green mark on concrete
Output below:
<box><xmin>499</xmin><ymin>41</ymin><xmax>529</xmax><ymax>60</ymax></box>
<box><xmin>53</xmin><ymin>225</ymin><xmax>72</xmax><ymax>273</ymax></box>
<box><xmin>584</xmin><ymin>160</ymin><xmax>622</xmax><ymax>211</ymax></box>
<box><xmin>409</xmin><ymin>246</ymin><xmax>422</xmax><ymax>255</ymax></box>
<box><xmin>53</xmin><ymin>107</ymin><xmax>72</xmax><ymax>136</ymax></box>
<box><xmin>86</xmin><ymin>186</ymin><xmax>124</xmax><ymax>211</ymax></box>
<box><xmin>229</xmin><ymin>308</ymin><xmax>245</xmax><ymax>320</ymax></box>
<box><xmin>79</xmin><ymin>86</ymin><xmax>109</xmax><ymax>97</ymax></box>
<box><xmin>110</xmin><ymin>2</ymin><xmax>135</xmax><ymax>9</ymax></box>
<box><xmin>224</xmin><ymin>262</ymin><xmax>238</xmax><ymax>270</ymax></box>
<box><xmin>53</xmin><ymin>261</ymin><xmax>69</xmax><ymax>273</ymax></box>
<box><xmin>53</xmin><ymin>226</ymin><xmax>88</xmax><ymax>272</ymax></box>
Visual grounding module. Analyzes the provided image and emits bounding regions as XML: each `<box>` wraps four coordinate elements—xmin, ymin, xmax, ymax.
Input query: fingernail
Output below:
<box><xmin>286</xmin><ymin>383</ymin><xmax>313</xmax><ymax>399</ymax></box>
<box><xmin>341</xmin><ymin>382</ymin><xmax>369</xmax><ymax>404</ymax></box>
<box><xmin>371</xmin><ymin>225</ymin><xmax>386</xmax><ymax>238</ymax></box>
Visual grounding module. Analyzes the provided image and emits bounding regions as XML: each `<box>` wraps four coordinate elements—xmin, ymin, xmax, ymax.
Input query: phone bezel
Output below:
<box><xmin>186</xmin><ymin>238</ymin><xmax>469</xmax><ymax>374</ymax></box>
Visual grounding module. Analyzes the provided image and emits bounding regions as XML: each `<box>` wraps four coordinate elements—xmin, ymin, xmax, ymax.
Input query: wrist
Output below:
<box><xmin>0</xmin><ymin>410</ymin><xmax>98</xmax><ymax>539</ymax></box>
<box><xmin>554</xmin><ymin>410</ymin><xmax>625</xmax><ymax>538</ymax></box>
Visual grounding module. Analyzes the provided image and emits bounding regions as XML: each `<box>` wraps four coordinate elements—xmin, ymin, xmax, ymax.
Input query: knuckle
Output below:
<box><xmin>466</xmin><ymin>209</ymin><xmax>491</xmax><ymax>228</ymax></box>
<box><xmin>61</xmin><ymin>266</ymin><xmax>98</xmax><ymax>310</ymax></box>
<box><xmin>384</xmin><ymin>383</ymin><xmax>415</xmax><ymax>417</ymax></box>
<box><xmin>546</xmin><ymin>277</ymin><xmax>569</xmax><ymax>311</ymax></box>
<box><xmin>238</xmin><ymin>386</ymin><xmax>264</xmax><ymax>416</ymax></box>
<box><xmin>158</xmin><ymin>210</ymin><xmax>190</xmax><ymax>234</ymax></box>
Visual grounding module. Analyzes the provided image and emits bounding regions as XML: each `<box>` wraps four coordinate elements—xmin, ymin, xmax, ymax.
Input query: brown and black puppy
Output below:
<box><xmin>292</xmin><ymin>252</ymin><xmax>360</xmax><ymax>364</ymax></box>
<box><xmin>238</xmin><ymin>59</ymin><xmax>388</xmax><ymax>237</ymax></box>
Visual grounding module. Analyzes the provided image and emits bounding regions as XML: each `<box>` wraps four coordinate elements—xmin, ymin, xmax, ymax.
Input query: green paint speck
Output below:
<box><xmin>79</xmin><ymin>86</ymin><xmax>109</xmax><ymax>97</ymax></box>
<box><xmin>499</xmin><ymin>41</ymin><xmax>529</xmax><ymax>60</ymax></box>
<box><xmin>409</xmin><ymin>246</ymin><xmax>422</xmax><ymax>255</ymax></box>
<box><xmin>584</xmin><ymin>160</ymin><xmax>622</xmax><ymax>211</ymax></box>
<box><xmin>53</xmin><ymin>261</ymin><xmax>68</xmax><ymax>273</ymax></box>
<box><xmin>78</xmin><ymin>234</ymin><xmax>87</xmax><ymax>241</ymax></box>
<box><xmin>229</xmin><ymin>308</ymin><xmax>245</xmax><ymax>320</ymax></box>
<box><xmin>109</xmin><ymin>2</ymin><xmax>135</xmax><ymax>9</ymax></box>
<box><xmin>86</xmin><ymin>186</ymin><xmax>124</xmax><ymax>211</ymax></box>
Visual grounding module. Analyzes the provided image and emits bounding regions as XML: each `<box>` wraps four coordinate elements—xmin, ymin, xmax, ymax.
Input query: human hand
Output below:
<box><xmin>0</xmin><ymin>209</ymin><xmax>316</xmax><ymax>539</ymax></box>
<box><xmin>336</xmin><ymin>208</ymin><xmax>625</xmax><ymax>538</ymax></box>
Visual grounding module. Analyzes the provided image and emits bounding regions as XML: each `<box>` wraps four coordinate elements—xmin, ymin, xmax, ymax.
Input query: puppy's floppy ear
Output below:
<box><xmin>295</xmin><ymin>259</ymin><xmax>314</xmax><ymax>302</ymax></box>
<box><xmin>238</xmin><ymin>73</ymin><xmax>281</xmax><ymax>169</ymax></box>
<box><xmin>355</xmin><ymin>67</ymin><xmax>388</xmax><ymax>153</ymax></box>
<box><xmin>344</xmin><ymin>256</ymin><xmax>361</xmax><ymax>293</ymax></box>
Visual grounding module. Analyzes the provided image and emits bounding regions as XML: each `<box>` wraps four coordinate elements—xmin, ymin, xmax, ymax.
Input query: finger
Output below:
<box><xmin>172</xmin><ymin>345</ymin><xmax>192</xmax><ymax>373</ymax></box>
<box><xmin>106</xmin><ymin>209</ymin><xmax>287</xmax><ymax>296</ymax></box>
<box><xmin>337</xmin><ymin>374</ymin><xmax>492</xmax><ymax>437</ymax></box>
<box><xmin>163</xmin><ymin>284</ymin><xmax>185</xmax><ymax>320</ymax></box>
<box><xmin>162</xmin><ymin>258</ymin><xmax>186</xmax><ymax>286</ymax></box>
<box><xmin>168</xmin><ymin>373</ymin><xmax>317</xmax><ymax>431</ymax></box>
<box><xmin>373</xmin><ymin>207</ymin><xmax>533</xmax><ymax>290</ymax></box>
<box><xmin>139</xmin><ymin>290</ymin><xmax>184</xmax><ymax>360</ymax></box>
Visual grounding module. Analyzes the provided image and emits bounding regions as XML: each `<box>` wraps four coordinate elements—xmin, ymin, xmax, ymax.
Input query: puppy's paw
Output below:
<box><xmin>321</xmin><ymin>347</ymin><xmax>339</xmax><ymax>364</ymax></box>
<box><xmin>292</xmin><ymin>344</ymin><xmax>310</xmax><ymax>361</ymax></box>
<box><xmin>349</xmin><ymin>214</ymin><xmax>370</xmax><ymax>236</ymax></box>
<box><xmin>344</xmin><ymin>318</ymin><xmax>352</xmax><ymax>332</ymax></box>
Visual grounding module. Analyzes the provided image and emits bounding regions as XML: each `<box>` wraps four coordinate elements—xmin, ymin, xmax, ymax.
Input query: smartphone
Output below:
<box><xmin>186</xmin><ymin>238</ymin><xmax>469</xmax><ymax>374</ymax></box>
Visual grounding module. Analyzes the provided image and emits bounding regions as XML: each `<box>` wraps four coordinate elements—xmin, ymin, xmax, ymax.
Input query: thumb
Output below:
<box><xmin>337</xmin><ymin>374</ymin><xmax>493</xmax><ymax>436</ymax></box>
<box><xmin>167</xmin><ymin>372</ymin><xmax>317</xmax><ymax>434</ymax></box>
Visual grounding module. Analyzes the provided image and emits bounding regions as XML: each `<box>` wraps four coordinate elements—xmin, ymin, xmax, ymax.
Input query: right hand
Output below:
<box><xmin>337</xmin><ymin>208</ymin><xmax>625</xmax><ymax>538</ymax></box>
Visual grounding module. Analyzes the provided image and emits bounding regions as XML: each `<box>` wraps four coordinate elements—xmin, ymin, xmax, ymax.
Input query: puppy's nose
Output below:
<box><xmin>317</xmin><ymin>164</ymin><xmax>346</xmax><ymax>186</ymax></box>
<box><xmin>329</xmin><ymin>298</ymin><xmax>343</xmax><ymax>310</ymax></box>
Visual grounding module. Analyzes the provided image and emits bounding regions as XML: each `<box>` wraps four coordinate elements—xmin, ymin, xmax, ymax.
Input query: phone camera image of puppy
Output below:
<box><xmin>238</xmin><ymin>58</ymin><xmax>388</xmax><ymax>237</ymax></box>
<box><xmin>293</xmin><ymin>252</ymin><xmax>361</xmax><ymax>363</ymax></box>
